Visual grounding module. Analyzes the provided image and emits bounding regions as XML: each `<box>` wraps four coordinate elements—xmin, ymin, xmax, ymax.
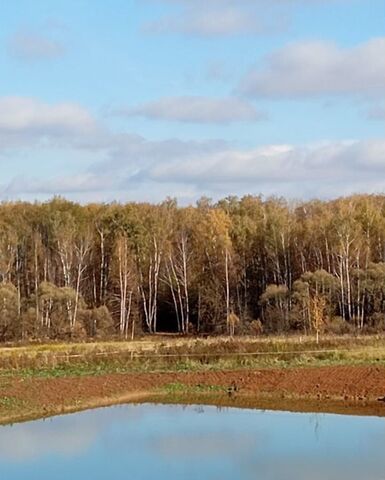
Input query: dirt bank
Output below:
<box><xmin>1</xmin><ymin>365</ymin><xmax>385</xmax><ymax>424</ymax></box>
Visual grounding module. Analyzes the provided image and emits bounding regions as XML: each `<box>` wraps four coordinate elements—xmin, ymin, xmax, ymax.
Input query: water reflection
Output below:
<box><xmin>0</xmin><ymin>404</ymin><xmax>384</xmax><ymax>480</ymax></box>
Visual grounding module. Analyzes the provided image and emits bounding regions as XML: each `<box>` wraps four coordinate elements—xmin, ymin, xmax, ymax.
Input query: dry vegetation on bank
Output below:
<box><xmin>1</xmin><ymin>334</ymin><xmax>385</xmax><ymax>376</ymax></box>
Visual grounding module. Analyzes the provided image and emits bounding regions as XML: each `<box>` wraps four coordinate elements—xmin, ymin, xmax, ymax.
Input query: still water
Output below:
<box><xmin>0</xmin><ymin>404</ymin><xmax>384</xmax><ymax>480</ymax></box>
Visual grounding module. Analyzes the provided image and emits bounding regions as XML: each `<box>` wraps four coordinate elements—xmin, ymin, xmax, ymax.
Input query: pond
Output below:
<box><xmin>0</xmin><ymin>404</ymin><xmax>384</xmax><ymax>480</ymax></box>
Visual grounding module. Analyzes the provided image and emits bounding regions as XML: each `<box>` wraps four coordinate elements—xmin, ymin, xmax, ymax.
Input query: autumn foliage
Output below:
<box><xmin>1</xmin><ymin>194</ymin><xmax>385</xmax><ymax>340</ymax></box>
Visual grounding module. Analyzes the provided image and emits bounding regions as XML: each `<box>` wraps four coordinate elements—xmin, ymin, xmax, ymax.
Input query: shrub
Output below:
<box><xmin>80</xmin><ymin>306</ymin><xmax>114</xmax><ymax>338</ymax></box>
<box><xmin>325</xmin><ymin>316</ymin><xmax>354</xmax><ymax>335</ymax></box>
<box><xmin>249</xmin><ymin>319</ymin><xmax>263</xmax><ymax>336</ymax></box>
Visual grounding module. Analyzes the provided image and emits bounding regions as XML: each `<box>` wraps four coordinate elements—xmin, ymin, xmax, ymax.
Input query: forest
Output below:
<box><xmin>1</xmin><ymin>194</ymin><xmax>385</xmax><ymax>341</ymax></box>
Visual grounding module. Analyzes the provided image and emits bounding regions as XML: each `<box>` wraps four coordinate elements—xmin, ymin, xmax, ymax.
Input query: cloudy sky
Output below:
<box><xmin>1</xmin><ymin>0</ymin><xmax>384</xmax><ymax>203</ymax></box>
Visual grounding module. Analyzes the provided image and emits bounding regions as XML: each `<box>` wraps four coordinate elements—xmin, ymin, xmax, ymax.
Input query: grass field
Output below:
<box><xmin>1</xmin><ymin>334</ymin><xmax>385</xmax><ymax>378</ymax></box>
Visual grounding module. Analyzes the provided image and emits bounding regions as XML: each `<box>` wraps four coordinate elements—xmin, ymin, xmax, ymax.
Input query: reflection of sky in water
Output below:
<box><xmin>0</xmin><ymin>404</ymin><xmax>384</xmax><ymax>480</ymax></box>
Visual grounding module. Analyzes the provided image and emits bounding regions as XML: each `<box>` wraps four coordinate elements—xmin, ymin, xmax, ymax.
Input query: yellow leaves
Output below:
<box><xmin>202</xmin><ymin>208</ymin><xmax>232</xmax><ymax>250</ymax></box>
<box><xmin>310</xmin><ymin>294</ymin><xmax>327</xmax><ymax>333</ymax></box>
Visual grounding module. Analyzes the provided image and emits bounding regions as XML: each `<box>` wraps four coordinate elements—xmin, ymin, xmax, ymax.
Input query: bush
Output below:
<box><xmin>80</xmin><ymin>306</ymin><xmax>114</xmax><ymax>338</ymax></box>
<box><xmin>249</xmin><ymin>319</ymin><xmax>264</xmax><ymax>336</ymax></box>
<box><xmin>362</xmin><ymin>312</ymin><xmax>385</xmax><ymax>333</ymax></box>
<box><xmin>325</xmin><ymin>316</ymin><xmax>354</xmax><ymax>335</ymax></box>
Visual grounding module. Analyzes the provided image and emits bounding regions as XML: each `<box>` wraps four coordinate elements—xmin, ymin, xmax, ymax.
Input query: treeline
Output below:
<box><xmin>1</xmin><ymin>194</ymin><xmax>385</xmax><ymax>341</ymax></box>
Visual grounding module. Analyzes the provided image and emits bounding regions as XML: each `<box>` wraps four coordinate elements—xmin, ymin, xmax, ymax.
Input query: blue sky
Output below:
<box><xmin>1</xmin><ymin>0</ymin><xmax>384</xmax><ymax>203</ymax></box>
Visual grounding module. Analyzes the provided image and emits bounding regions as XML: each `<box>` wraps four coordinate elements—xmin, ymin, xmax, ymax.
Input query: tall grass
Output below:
<box><xmin>0</xmin><ymin>334</ymin><xmax>385</xmax><ymax>376</ymax></box>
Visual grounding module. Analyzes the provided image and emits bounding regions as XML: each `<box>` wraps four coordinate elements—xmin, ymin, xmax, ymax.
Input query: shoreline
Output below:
<box><xmin>2</xmin><ymin>393</ymin><xmax>385</xmax><ymax>427</ymax></box>
<box><xmin>1</xmin><ymin>364</ymin><xmax>385</xmax><ymax>424</ymax></box>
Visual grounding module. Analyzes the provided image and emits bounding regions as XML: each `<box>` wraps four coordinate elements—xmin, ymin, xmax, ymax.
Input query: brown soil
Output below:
<box><xmin>1</xmin><ymin>365</ymin><xmax>385</xmax><ymax>424</ymax></box>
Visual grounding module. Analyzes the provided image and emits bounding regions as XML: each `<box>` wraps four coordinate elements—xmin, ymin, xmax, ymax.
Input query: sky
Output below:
<box><xmin>1</xmin><ymin>0</ymin><xmax>384</xmax><ymax>204</ymax></box>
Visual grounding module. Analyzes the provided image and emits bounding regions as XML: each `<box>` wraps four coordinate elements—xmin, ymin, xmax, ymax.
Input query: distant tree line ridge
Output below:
<box><xmin>1</xmin><ymin>194</ymin><xmax>385</xmax><ymax>341</ymax></box>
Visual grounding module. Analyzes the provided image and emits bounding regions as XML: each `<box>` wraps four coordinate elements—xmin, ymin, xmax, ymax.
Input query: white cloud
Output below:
<box><xmin>144</xmin><ymin>0</ymin><xmax>342</xmax><ymax>37</ymax></box>
<box><xmin>0</xmin><ymin>98</ymin><xmax>383</xmax><ymax>203</ymax></box>
<box><xmin>239</xmin><ymin>38</ymin><xmax>385</xmax><ymax>98</ymax></box>
<box><xmin>3</xmin><ymin>173</ymin><xmax>112</xmax><ymax>196</ymax></box>
<box><xmin>0</xmin><ymin>97</ymin><xmax>101</xmax><ymax>152</ymax></box>
<box><xmin>2</xmin><ymin>135</ymin><xmax>385</xmax><ymax>203</ymax></box>
<box><xmin>146</xmin><ymin>5</ymin><xmax>273</xmax><ymax>36</ymax></box>
<box><xmin>148</xmin><ymin>140</ymin><xmax>385</xmax><ymax>184</ymax></box>
<box><xmin>115</xmin><ymin>96</ymin><xmax>266</xmax><ymax>124</ymax></box>
<box><xmin>8</xmin><ymin>30</ymin><xmax>65</xmax><ymax>61</ymax></box>
<box><xmin>91</xmin><ymin>137</ymin><xmax>385</xmax><ymax>202</ymax></box>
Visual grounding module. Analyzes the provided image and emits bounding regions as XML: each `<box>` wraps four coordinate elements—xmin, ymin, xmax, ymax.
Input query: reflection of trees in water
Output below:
<box><xmin>308</xmin><ymin>413</ymin><xmax>324</xmax><ymax>442</ymax></box>
<box><xmin>215</xmin><ymin>406</ymin><xmax>229</xmax><ymax>413</ymax></box>
<box><xmin>194</xmin><ymin>406</ymin><xmax>205</xmax><ymax>414</ymax></box>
